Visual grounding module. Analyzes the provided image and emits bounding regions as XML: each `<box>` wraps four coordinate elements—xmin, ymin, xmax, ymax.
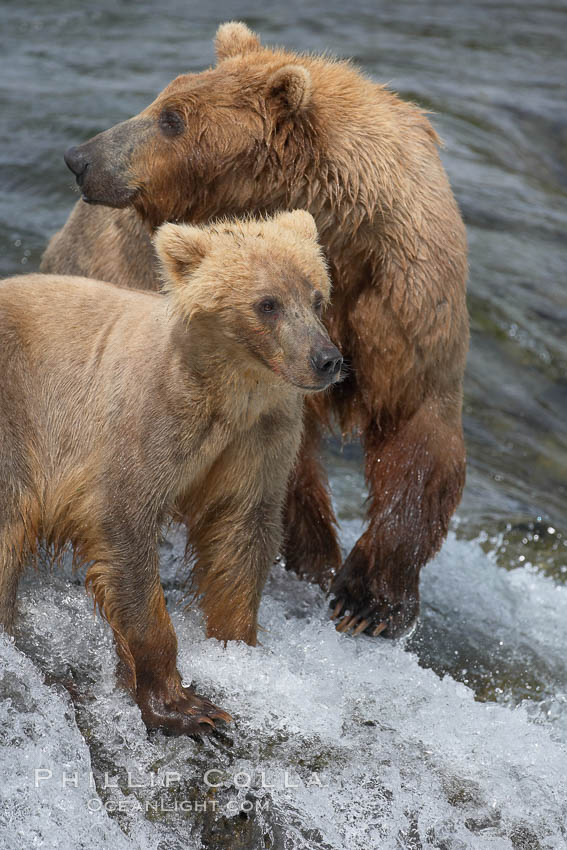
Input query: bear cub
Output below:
<box><xmin>0</xmin><ymin>210</ymin><xmax>341</xmax><ymax>735</ymax></box>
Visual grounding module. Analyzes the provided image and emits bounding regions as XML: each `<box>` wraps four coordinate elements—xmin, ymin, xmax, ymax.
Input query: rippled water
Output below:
<box><xmin>1</xmin><ymin>1</ymin><xmax>566</xmax><ymax>848</ymax></box>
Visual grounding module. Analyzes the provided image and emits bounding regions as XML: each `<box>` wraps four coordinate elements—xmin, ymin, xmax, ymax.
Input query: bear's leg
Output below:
<box><xmin>282</xmin><ymin>406</ymin><xmax>342</xmax><ymax>589</ymax></box>
<box><xmin>330</xmin><ymin>396</ymin><xmax>466</xmax><ymax>638</ymax></box>
<box><xmin>0</xmin><ymin>500</ymin><xmax>37</xmax><ymax>633</ymax></box>
<box><xmin>0</xmin><ymin>541</ymin><xmax>27</xmax><ymax>633</ymax></box>
<box><xmin>84</xmin><ymin>532</ymin><xmax>231</xmax><ymax>735</ymax></box>
<box><xmin>187</xmin><ymin>425</ymin><xmax>299</xmax><ymax>644</ymax></box>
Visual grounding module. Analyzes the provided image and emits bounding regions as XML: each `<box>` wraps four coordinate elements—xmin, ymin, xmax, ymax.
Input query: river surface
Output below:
<box><xmin>1</xmin><ymin>2</ymin><xmax>566</xmax><ymax>848</ymax></box>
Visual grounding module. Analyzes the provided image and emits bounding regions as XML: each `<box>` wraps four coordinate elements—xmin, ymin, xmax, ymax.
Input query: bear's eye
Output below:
<box><xmin>257</xmin><ymin>298</ymin><xmax>279</xmax><ymax>315</ymax></box>
<box><xmin>313</xmin><ymin>292</ymin><xmax>324</xmax><ymax>315</ymax></box>
<box><xmin>159</xmin><ymin>109</ymin><xmax>185</xmax><ymax>137</ymax></box>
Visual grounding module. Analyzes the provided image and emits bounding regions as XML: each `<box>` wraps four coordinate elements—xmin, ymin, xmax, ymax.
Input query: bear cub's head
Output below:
<box><xmin>154</xmin><ymin>210</ymin><xmax>342</xmax><ymax>392</ymax></box>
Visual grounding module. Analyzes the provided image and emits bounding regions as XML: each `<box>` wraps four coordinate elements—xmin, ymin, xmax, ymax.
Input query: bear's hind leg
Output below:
<box><xmin>84</xmin><ymin>528</ymin><xmax>231</xmax><ymax>736</ymax></box>
<box><xmin>0</xmin><ymin>508</ymin><xmax>36</xmax><ymax>633</ymax></box>
<box><xmin>282</xmin><ymin>408</ymin><xmax>342</xmax><ymax>590</ymax></box>
<box><xmin>0</xmin><ymin>547</ymin><xmax>25</xmax><ymax>634</ymax></box>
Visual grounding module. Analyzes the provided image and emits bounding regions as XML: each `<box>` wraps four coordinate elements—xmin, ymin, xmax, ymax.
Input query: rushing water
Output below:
<box><xmin>1</xmin><ymin>2</ymin><xmax>566</xmax><ymax>848</ymax></box>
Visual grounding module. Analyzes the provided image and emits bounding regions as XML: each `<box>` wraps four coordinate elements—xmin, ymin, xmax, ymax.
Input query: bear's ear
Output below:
<box><xmin>275</xmin><ymin>210</ymin><xmax>318</xmax><ymax>241</ymax></box>
<box><xmin>153</xmin><ymin>223</ymin><xmax>211</xmax><ymax>288</ymax></box>
<box><xmin>215</xmin><ymin>22</ymin><xmax>261</xmax><ymax>62</ymax></box>
<box><xmin>267</xmin><ymin>65</ymin><xmax>312</xmax><ymax>112</ymax></box>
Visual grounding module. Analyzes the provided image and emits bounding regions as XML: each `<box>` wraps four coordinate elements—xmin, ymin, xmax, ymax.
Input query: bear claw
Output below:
<box><xmin>333</xmin><ymin>608</ymin><xmax>387</xmax><ymax>637</ymax></box>
<box><xmin>330</xmin><ymin>600</ymin><xmax>344</xmax><ymax>620</ymax></box>
<box><xmin>138</xmin><ymin>683</ymin><xmax>232</xmax><ymax>736</ymax></box>
<box><xmin>330</xmin><ymin>593</ymin><xmax>397</xmax><ymax>637</ymax></box>
<box><xmin>352</xmin><ymin>618</ymin><xmax>371</xmax><ymax>635</ymax></box>
<box><xmin>329</xmin><ymin>595</ymin><xmax>413</xmax><ymax>639</ymax></box>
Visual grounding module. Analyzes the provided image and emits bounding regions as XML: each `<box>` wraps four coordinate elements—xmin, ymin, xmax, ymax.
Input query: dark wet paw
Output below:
<box><xmin>329</xmin><ymin>594</ymin><xmax>419</xmax><ymax>639</ymax></box>
<box><xmin>138</xmin><ymin>681</ymin><xmax>232</xmax><ymax>737</ymax></box>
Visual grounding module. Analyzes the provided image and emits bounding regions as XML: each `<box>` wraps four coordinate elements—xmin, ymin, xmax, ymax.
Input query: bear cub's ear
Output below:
<box><xmin>275</xmin><ymin>210</ymin><xmax>318</xmax><ymax>241</ymax></box>
<box><xmin>153</xmin><ymin>223</ymin><xmax>211</xmax><ymax>288</ymax></box>
<box><xmin>267</xmin><ymin>65</ymin><xmax>312</xmax><ymax>112</ymax></box>
<box><xmin>215</xmin><ymin>21</ymin><xmax>261</xmax><ymax>62</ymax></box>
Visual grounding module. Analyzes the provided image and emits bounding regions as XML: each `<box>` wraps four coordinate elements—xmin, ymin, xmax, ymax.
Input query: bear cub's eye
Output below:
<box><xmin>313</xmin><ymin>291</ymin><xmax>324</xmax><ymax>315</ymax></box>
<box><xmin>159</xmin><ymin>109</ymin><xmax>185</xmax><ymax>137</ymax></box>
<box><xmin>257</xmin><ymin>298</ymin><xmax>279</xmax><ymax>315</ymax></box>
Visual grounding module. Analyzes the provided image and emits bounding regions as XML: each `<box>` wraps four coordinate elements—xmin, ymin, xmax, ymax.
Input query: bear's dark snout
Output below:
<box><xmin>311</xmin><ymin>345</ymin><xmax>343</xmax><ymax>382</ymax></box>
<box><xmin>62</xmin><ymin>118</ymin><xmax>153</xmax><ymax>208</ymax></box>
<box><xmin>64</xmin><ymin>145</ymin><xmax>89</xmax><ymax>183</ymax></box>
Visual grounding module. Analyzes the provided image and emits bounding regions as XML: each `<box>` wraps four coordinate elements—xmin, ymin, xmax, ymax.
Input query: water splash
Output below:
<box><xmin>1</xmin><ymin>528</ymin><xmax>566</xmax><ymax>849</ymax></box>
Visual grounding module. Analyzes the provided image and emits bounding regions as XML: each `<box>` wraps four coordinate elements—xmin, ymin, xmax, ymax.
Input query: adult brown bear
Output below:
<box><xmin>41</xmin><ymin>22</ymin><xmax>469</xmax><ymax>638</ymax></box>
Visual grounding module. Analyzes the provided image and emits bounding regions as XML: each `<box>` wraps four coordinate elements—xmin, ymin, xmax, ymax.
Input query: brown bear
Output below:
<box><xmin>0</xmin><ymin>210</ymin><xmax>341</xmax><ymax>735</ymax></box>
<box><xmin>41</xmin><ymin>22</ymin><xmax>469</xmax><ymax>638</ymax></box>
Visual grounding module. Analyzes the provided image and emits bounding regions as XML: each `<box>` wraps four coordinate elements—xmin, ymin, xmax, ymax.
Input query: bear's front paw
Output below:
<box><xmin>137</xmin><ymin>677</ymin><xmax>232</xmax><ymax>737</ymax></box>
<box><xmin>329</xmin><ymin>593</ymin><xmax>419</xmax><ymax>639</ymax></box>
<box><xmin>329</xmin><ymin>543</ymin><xmax>420</xmax><ymax>639</ymax></box>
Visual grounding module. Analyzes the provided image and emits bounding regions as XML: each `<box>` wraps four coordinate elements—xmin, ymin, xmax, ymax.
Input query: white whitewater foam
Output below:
<box><xmin>0</xmin><ymin>633</ymin><xmax>159</xmax><ymax>849</ymax></box>
<box><xmin>0</xmin><ymin>524</ymin><xmax>566</xmax><ymax>849</ymax></box>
